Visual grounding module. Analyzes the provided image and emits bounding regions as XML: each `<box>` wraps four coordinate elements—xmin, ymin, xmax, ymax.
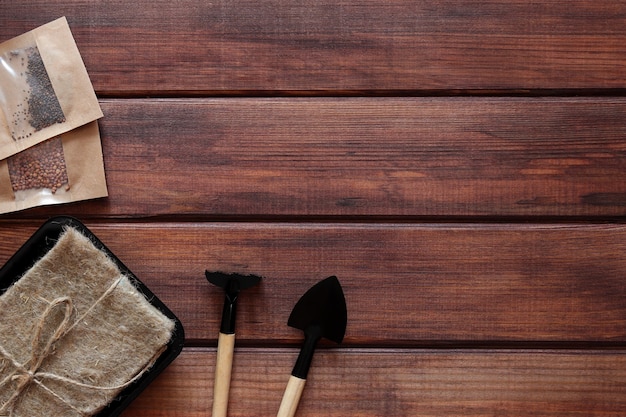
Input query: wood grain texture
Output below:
<box><xmin>121</xmin><ymin>348</ymin><xmax>626</xmax><ymax>417</ymax></box>
<box><xmin>9</xmin><ymin>97</ymin><xmax>626</xmax><ymax>219</ymax></box>
<box><xmin>0</xmin><ymin>222</ymin><xmax>624</xmax><ymax>345</ymax></box>
<box><xmin>2</xmin><ymin>1</ymin><xmax>626</xmax><ymax>93</ymax></box>
<box><xmin>2</xmin><ymin>2</ymin><xmax>626</xmax><ymax>416</ymax></box>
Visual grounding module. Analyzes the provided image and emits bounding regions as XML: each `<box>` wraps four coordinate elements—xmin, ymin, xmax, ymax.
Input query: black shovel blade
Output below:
<box><xmin>288</xmin><ymin>276</ymin><xmax>347</xmax><ymax>344</ymax></box>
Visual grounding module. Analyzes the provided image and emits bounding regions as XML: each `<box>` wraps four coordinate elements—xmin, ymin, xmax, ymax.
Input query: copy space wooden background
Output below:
<box><xmin>2</xmin><ymin>2</ymin><xmax>626</xmax><ymax>416</ymax></box>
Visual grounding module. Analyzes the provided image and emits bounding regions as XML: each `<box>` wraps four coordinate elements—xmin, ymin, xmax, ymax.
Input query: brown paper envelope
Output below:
<box><xmin>0</xmin><ymin>17</ymin><xmax>103</xmax><ymax>159</ymax></box>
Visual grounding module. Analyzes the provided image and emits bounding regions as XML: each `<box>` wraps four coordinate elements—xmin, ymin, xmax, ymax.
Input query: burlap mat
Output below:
<box><xmin>0</xmin><ymin>227</ymin><xmax>175</xmax><ymax>416</ymax></box>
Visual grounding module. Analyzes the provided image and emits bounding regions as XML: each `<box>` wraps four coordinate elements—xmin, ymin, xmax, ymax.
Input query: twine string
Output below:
<box><xmin>0</xmin><ymin>276</ymin><xmax>164</xmax><ymax>416</ymax></box>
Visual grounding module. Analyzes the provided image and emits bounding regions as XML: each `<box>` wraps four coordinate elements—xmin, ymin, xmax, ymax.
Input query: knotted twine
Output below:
<box><xmin>0</xmin><ymin>227</ymin><xmax>175</xmax><ymax>417</ymax></box>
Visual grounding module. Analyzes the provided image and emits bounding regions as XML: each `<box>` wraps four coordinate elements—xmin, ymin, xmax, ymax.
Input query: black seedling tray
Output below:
<box><xmin>0</xmin><ymin>215</ymin><xmax>184</xmax><ymax>417</ymax></box>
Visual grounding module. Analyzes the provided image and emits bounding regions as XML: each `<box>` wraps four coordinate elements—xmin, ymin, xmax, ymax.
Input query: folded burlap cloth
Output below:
<box><xmin>0</xmin><ymin>227</ymin><xmax>175</xmax><ymax>417</ymax></box>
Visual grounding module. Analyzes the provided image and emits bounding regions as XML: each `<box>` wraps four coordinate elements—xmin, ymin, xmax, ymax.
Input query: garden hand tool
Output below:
<box><xmin>276</xmin><ymin>276</ymin><xmax>347</xmax><ymax>417</ymax></box>
<box><xmin>205</xmin><ymin>271</ymin><xmax>262</xmax><ymax>417</ymax></box>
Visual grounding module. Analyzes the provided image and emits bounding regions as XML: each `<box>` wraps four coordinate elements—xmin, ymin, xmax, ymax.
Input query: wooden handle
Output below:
<box><xmin>212</xmin><ymin>332</ymin><xmax>236</xmax><ymax>417</ymax></box>
<box><xmin>276</xmin><ymin>375</ymin><xmax>307</xmax><ymax>417</ymax></box>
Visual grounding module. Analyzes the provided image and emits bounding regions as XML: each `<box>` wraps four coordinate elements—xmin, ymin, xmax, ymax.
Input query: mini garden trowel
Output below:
<box><xmin>205</xmin><ymin>271</ymin><xmax>262</xmax><ymax>417</ymax></box>
<box><xmin>276</xmin><ymin>276</ymin><xmax>347</xmax><ymax>417</ymax></box>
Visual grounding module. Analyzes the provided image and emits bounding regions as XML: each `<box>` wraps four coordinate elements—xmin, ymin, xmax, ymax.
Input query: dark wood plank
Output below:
<box><xmin>122</xmin><ymin>348</ymin><xmax>626</xmax><ymax>416</ymax></box>
<box><xmin>16</xmin><ymin>97</ymin><xmax>626</xmax><ymax>219</ymax></box>
<box><xmin>2</xmin><ymin>1</ymin><xmax>626</xmax><ymax>93</ymax></box>
<box><xmin>1</xmin><ymin>222</ymin><xmax>625</xmax><ymax>345</ymax></box>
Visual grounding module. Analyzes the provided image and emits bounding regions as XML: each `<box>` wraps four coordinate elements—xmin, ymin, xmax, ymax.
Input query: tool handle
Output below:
<box><xmin>276</xmin><ymin>375</ymin><xmax>307</xmax><ymax>417</ymax></box>
<box><xmin>212</xmin><ymin>332</ymin><xmax>236</xmax><ymax>417</ymax></box>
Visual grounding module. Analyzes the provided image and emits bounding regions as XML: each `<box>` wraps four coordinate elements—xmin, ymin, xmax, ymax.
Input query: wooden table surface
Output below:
<box><xmin>2</xmin><ymin>2</ymin><xmax>626</xmax><ymax>416</ymax></box>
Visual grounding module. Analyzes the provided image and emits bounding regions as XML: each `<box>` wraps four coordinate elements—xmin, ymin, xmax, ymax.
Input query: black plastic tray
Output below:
<box><xmin>0</xmin><ymin>216</ymin><xmax>185</xmax><ymax>417</ymax></box>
